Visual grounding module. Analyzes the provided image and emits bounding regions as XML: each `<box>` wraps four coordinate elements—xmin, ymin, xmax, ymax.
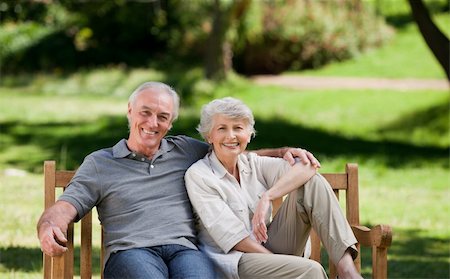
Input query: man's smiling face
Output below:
<box><xmin>126</xmin><ymin>88</ymin><xmax>174</xmax><ymax>157</ymax></box>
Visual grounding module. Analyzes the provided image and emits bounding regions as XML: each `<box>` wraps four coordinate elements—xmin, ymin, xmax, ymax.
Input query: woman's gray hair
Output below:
<box><xmin>197</xmin><ymin>97</ymin><xmax>256</xmax><ymax>140</ymax></box>
<box><xmin>128</xmin><ymin>81</ymin><xmax>180</xmax><ymax>121</ymax></box>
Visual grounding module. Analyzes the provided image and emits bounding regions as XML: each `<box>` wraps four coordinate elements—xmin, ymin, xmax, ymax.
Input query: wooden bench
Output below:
<box><xmin>43</xmin><ymin>160</ymin><xmax>392</xmax><ymax>279</ymax></box>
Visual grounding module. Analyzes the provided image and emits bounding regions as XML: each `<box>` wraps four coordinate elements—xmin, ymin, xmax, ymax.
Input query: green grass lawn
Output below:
<box><xmin>1</xmin><ymin>8</ymin><xmax>449</xmax><ymax>279</ymax></box>
<box><xmin>1</xmin><ymin>78</ymin><xmax>448</xmax><ymax>278</ymax></box>
<box><xmin>293</xmin><ymin>13</ymin><xmax>449</xmax><ymax>79</ymax></box>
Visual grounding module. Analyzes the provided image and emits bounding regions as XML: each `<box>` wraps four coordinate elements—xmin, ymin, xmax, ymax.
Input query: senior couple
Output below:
<box><xmin>37</xmin><ymin>81</ymin><xmax>361</xmax><ymax>279</ymax></box>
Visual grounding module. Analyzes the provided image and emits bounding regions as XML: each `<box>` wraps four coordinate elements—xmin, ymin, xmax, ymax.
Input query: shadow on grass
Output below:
<box><xmin>378</xmin><ymin>101</ymin><xmax>449</xmax><ymax>140</ymax></box>
<box><xmin>1</xmin><ymin>112</ymin><xmax>448</xmax><ymax>172</ymax></box>
<box><xmin>0</xmin><ymin>246</ymin><xmax>102</xmax><ymax>275</ymax></box>
<box><xmin>250</xmin><ymin>117</ymin><xmax>448</xmax><ymax>168</ymax></box>
<box><xmin>383</xmin><ymin>2</ymin><xmax>448</xmax><ymax>29</ymax></box>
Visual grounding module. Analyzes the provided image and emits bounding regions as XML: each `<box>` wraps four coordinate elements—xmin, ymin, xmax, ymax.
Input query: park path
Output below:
<box><xmin>251</xmin><ymin>75</ymin><xmax>449</xmax><ymax>91</ymax></box>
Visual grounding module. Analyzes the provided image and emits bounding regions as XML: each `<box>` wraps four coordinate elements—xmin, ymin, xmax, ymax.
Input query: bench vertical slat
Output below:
<box><xmin>309</xmin><ymin>229</ymin><xmax>321</xmax><ymax>262</ymax></box>
<box><xmin>81</xmin><ymin>211</ymin><xmax>93</xmax><ymax>279</ymax></box>
<box><xmin>346</xmin><ymin>163</ymin><xmax>361</xmax><ymax>273</ymax></box>
<box><xmin>51</xmin><ymin>257</ymin><xmax>65</xmax><ymax>279</ymax></box>
<box><xmin>44</xmin><ymin>161</ymin><xmax>56</xmax><ymax>279</ymax></box>
<box><xmin>65</xmin><ymin>222</ymin><xmax>74</xmax><ymax>278</ymax></box>
<box><xmin>328</xmin><ymin>189</ymin><xmax>340</xmax><ymax>279</ymax></box>
<box><xmin>101</xmin><ymin>226</ymin><xmax>105</xmax><ymax>279</ymax></box>
<box><xmin>373</xmin><ymin>246</ymin><xmax>388</xmax><ymax>279</ymax></box>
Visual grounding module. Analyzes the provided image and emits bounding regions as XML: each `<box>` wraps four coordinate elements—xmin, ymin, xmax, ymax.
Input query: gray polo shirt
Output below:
<box><xmin>59</xmin><ymin>136</ymin><xmax>209</xmax><ymax>265</ymax></box>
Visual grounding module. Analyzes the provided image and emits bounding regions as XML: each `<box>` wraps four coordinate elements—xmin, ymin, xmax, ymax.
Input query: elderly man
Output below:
<box><xmin>37</xmin><ymin>81</ymin><xmax>319</xmax><ymax>278</ymax></box>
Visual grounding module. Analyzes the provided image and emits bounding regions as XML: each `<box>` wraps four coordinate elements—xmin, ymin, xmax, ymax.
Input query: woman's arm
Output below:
<box><xmin>251</xmin><ymin>147</ymin><xmax>321</xmax><ymax>168</ymax></box>
<box><xmin>233</xmin><ymin>236</ymin><xmax>272</xmax><ymax>254</ymax></box>
<box><xmin>264</xmin><ymin>162</ymin><xmax>316</xmax><ymax>200</ymax></box>
<box><xmin>252</xmin><ymin>162</ymin><xmax>317</xmax><ymax>243</ymax></box>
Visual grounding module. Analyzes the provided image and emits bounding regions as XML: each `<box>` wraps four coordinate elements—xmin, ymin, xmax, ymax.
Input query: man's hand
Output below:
<box><xmin>37</xmin><ymin>201</ymin><xmax>77</xmax><ymax>257</ymax></box>
<box><xmin>283</xmin><ymin>148</ymin><xmax>321</xmax><ymax>168</ymax></box>
<box><xmin>38</xmin><ymin>221</ymin><xmax>68</xmax><ymax>257</ymax></box>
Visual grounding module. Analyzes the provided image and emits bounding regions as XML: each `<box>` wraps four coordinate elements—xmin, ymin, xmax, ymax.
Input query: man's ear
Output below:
<box><xmin>127</xmin><ymin>102</ymin><xmax>132</xmax><ymax>116</ymax></box>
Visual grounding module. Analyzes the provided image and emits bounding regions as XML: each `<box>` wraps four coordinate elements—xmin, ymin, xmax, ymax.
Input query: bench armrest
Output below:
<box><xmin>351</xmin><ymin>224</ymin><xmax>392</xmax><ymax>248</ymax></box>
<box><xmin>351</xmin><ymin>224</ymin><xmax>392</xmax><ymax>279</ymax></box>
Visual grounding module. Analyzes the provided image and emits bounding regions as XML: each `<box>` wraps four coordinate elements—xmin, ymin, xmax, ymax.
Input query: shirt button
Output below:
<box><xmin>151</xmin><ymin>165</ymin><xmax>155</xmax><ymax>168</ymax></box>
<box><xmin>131</xmin><ymin>153</ymin><xmax>136</xmax><ymax>157</ymax></box>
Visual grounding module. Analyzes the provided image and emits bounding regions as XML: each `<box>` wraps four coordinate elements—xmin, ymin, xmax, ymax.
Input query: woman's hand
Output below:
<box><xmin>252</xmin><ymin>193</ymin><xmax>271</xmax><ymax>243</ymax></box>
<box><xmin>283</xmin><ymin>148</ymin><xmax>321</xmax><ymax>168</ymax></box>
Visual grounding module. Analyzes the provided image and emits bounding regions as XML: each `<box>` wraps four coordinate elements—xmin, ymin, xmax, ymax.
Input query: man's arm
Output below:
<box><xmin>37</xmin><ymin>201</ymin><xmax>78</xmax><ymax>257</ymax></box>
<box><xmin>251</xmin><ymin>147</ymin><xmax>321</xmax><ymax>168</ymax></box>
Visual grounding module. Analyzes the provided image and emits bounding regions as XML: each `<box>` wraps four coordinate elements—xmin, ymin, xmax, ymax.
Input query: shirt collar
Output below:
<box><xmin>112</xmin><ymin>138</ymin><xmax>175</xmax><ymax>159</ymax></box>
<box><xmin>112</xmin><ymin>139</ymin><xmax>132</xmax><ymax>158</ymax></box>
<box><xmin>207</xmin><ymin>151</ymin><xmax>251</xmax><ymax>178</ymax></box>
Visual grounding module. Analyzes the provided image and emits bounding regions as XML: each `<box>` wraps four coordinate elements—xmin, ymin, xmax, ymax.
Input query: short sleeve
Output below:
<box><xmin>58</xmin><ymin>156</ymin><xmax>102</xmax><ymax>222</ymax></box>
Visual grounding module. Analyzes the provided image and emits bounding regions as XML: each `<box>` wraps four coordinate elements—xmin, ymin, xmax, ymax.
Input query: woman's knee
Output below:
<box><xmin>305</xmin><ymin>260</ymin><xmax>327</xmax><ymax>278</ymax></box>
<box><xmin>304</xmin><ymin>174</ymin><xmax>334</xmax><ymax>197</ymax></box>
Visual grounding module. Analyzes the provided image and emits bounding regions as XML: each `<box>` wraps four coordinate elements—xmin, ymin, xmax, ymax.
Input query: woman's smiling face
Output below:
<box><xmin>207</xmin><ymin>114</ymin><xmax>252</xmax><ymax>160</ymax></box>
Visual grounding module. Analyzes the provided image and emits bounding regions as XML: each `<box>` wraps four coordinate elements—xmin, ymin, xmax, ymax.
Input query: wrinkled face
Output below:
<box><xmin>207</xmin><ymin>114</ymin><xmax>252</xmax><ymax>160</ymax></box>
<box><xmin>127</xmin><ymin>88</ymin><xmax>174</xmax><ymax>156</ymax></box>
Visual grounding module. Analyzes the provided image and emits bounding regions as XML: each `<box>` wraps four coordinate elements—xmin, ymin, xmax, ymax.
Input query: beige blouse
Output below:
<box><xmin>185</xmin><ymin>151</ymin><xmax>291</xmax><ymax>279</ymax></box>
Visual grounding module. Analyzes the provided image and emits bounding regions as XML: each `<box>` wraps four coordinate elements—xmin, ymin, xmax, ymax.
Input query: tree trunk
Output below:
<box><xmin>205</xmin><ymin>0</ymin><xmax>228</xmax><ymax>80</ymax></box>
<box><xmin>204</xmin><ymin>0</ymin><xmax>251</xmax><ymax>80</ymax></box>
<box><xmin>408</xmin><ymin>0</ymin><xmax>450</xmax><ymax>80</ymax></box>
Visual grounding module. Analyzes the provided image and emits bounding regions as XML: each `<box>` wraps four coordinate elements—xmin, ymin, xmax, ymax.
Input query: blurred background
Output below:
<box><xmin>0</xmin><ymin>0</ymin><xmax>448</xmax><ymax>278</ymax></box>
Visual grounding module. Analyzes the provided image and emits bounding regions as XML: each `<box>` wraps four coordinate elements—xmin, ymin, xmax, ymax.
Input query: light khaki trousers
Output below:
<box><xmin>238</xmin><ymin>174</ymin><xmax>358</xmax><ymax>279</ymax></box>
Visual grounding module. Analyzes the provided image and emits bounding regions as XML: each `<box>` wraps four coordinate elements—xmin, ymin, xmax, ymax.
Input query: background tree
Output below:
<box><xmin>408</xmin><ymin>0</ymin><xmax>449</xmax><ymax>80</ymax></box>
<box><xmin>204</xmin><ymin>0</ymin><xmax>251</xmax><ymax>80</ymax></box>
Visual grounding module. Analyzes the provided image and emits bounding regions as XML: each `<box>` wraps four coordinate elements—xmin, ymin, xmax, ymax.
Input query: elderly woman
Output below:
<box><xmin>185</xmin><ymin>97</ymin><xmax>362</xmax><ymax>279</ymax></box>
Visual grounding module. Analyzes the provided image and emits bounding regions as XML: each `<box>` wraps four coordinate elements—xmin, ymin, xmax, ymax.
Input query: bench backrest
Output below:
<box><xmin>43</xmin><ymin>161</ymin><xmax>361</xmax><ymax>279</ymax></box>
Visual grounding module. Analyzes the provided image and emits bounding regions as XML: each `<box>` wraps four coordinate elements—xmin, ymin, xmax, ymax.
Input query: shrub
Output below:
<box><xmin>232</xmin><ymin>0</ymin><xmax>394</xmax><ymax>74</ymax></box>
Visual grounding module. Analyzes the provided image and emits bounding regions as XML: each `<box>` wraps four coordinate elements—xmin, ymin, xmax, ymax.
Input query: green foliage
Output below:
<box><xmin>0</xmin><ymin>0</ymin><xmax>212</xmax><ymax>72</ymax></box>
<box><xmin>0</xmin><ymin>22</ymin><xmax>56</xmax><ymax>61</ymax></box>
<box><xmin>1</xmin><ymin>0</ymin><xmax>396</xmax><ymax>75</ymax></box>
<box><xmin>232</xmin><ymin>0</ymin><xmax>394</xmax><ymax>74</ymax></box>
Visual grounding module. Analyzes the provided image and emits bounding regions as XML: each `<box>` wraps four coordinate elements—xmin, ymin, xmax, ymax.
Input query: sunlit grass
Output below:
<box><xmin>294</xmin><ymin>14</ymin><xmax>449</xmax><ymax>79</ymax></box>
